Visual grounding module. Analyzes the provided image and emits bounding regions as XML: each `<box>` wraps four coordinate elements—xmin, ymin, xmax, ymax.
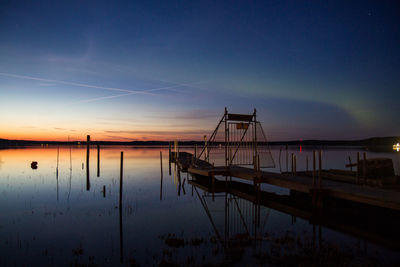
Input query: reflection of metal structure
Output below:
<box><xmin>194</xmin><ymin>188</ymin><xmax>269</xmax><ymax>248</ymax></box>
<box><xmin>198</xmin><ymin>108</ymin><xmax>275</xmax><ymax>168</ymax></box>
<box><xmin>189</xmin><ymin>175</ymin><xmax>400</xmax><ymax>251</ymax></box>
<box><xmin>190</xmin><ymin>175</ymin><xmax>271</xmax><ymax>249</ymax></box>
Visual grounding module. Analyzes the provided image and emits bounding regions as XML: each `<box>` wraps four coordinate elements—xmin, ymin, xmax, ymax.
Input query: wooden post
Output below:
<box><xmin>103</xmin><ymin>185</ymin><xmax>106</xmax><ymax>197</ymax></box>
<box><xmin>291</xmin><ymin>153</ymin><xmax>294</xmax><ymax>175</ymax></box>
<box><xmin>363</xmin><ymin>152</ymin><xmax>367</xmax><ymax>184</ymax></box>
<box><xmin>69</xmin><ymin>136</ymin><xmax>72</xmax><ymax>171</ymax></box>
<box><xmin>168</xmin><ymin>141</ymin><xmax>171</xmax><ymax>159</ymax></box>
<box><xmin>257</xmin><ymin>154</ymin><xmax>260</xmax><ymax>172</ymax></box>
<box><xmin>97</xmin><ymin>144</ymin><xmax>100</xmax><ymax>177</ymax></box>
<box><xmin>318</xmin><ymin>150</ymin><xmax>322</xmax><ymax>189</ymax></box>
<box><xmin>119</xmin><ymin>151</ymin><xmax>123</xmax><ymax>208</ymax></box>
<box><xmin>56</xmin><ymin>146</ymin><xmax>59</xmax><ymax>176</ymax></box>
<box><xmin>86</xmin><ymin>135</ymin><xmax>90</xmax><ymax>191</ymax></box>
<box><xmin>160</xmin><ymin>151</ymin><xmax>163</xmax><ymax>201</ymax></box>
<box><xmin>279</xmin><ymin>146</ymin><xmax>282</xmax><ymax>173</ymax></box>
<box><xmin>224</xmin><ymin>107</ymin><xmax>228</xmax><ymax>167</ymax></box>
<box><xmin>313</xmin><ymin>150</ymin><xmax>316</xmax><ymax>187</ymax></box>
<box><xmin>254</xmin><ymin>108</ymin><xmax>257</xmax><ymax>168</ymax></box>
<box><xmin>204</xmin><ymin>135</ymin><xmax>208</xmax><ymax>162</ymax></box>
<box><xmin>286</xmin><ymin>144</ymin><xmax>288</xmax><ymax>172</ymax></box>
<box><xmin>356</xmin><ymin>152</ymin><xmax>360</xmax><ymax>184</ymax></box>
<box><xmin>194</xmin><ymin>144</ymin><xmax>197</xmax><ymax>160</ymax></box>
<box><xmin>294</xmin><ymin>155</ymin><xmax>297</xmax><ymax>175</ymax></box>
<box><xmin>168</xmin><ymin>154</ymin><xmax>171</xmax><ymax>176</ymax></box>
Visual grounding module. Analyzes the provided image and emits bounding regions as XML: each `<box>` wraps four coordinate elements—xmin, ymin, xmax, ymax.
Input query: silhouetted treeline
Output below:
<box><xmin>1</xmin><ymin>136</ymin><xmax>399</xmax><ymax>149</ymax></box>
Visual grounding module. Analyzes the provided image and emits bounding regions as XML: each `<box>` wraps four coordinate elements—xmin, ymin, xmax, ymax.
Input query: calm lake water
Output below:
<box><xmin>0</xmin><ymin>146</ymin><xmax>399</xmax><ymax>266</ymax></box>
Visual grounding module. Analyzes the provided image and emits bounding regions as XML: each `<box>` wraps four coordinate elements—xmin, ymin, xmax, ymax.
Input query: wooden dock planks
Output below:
<box><xmin>174</xmin><ymin>152</ymin><xmax>400</xmax><ymax>211</ymax></box>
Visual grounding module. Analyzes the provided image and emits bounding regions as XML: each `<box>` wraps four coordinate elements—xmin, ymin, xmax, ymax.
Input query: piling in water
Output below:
<box><xmin>291</xmin><ymin>153</ymin><xmax>294</xmax><ymax>175</ymax></box>
<box><xmin>86</xmin><ymin>135</ymin><xmax>90</xmax><ymax>191</ymax></box>
<box><xmin>56</xmin><ymin>146</ymin><xmax>59</xmax><ymax>176</ymax></box>
<box><xmin>160</xmin><ymin>151</ymin><xmax>163</xmax><ymax>201</ymax></box>
<box><xmin>356</xmin><ymin>152</ymin><xmax>360</xmax><ymax>184</ymax></box>
<box><xmin>286</xmin><ymin>144</ymin><xmax>288</xmax><ymax>172</ymax></box>
<box><xmin>204</xmin><ymin>135</ymin><xmax>208</xmax><ymax>162</ymax></box>
<box><xmin>56</xmin><ymin>146</ymin><xmax>59</xmax><ymax>169</ymax></box>
<box><xmin>69</xmin><ymin>136</ymin><xmax>72</xmax><ymax>171</ymax></box>
<box><xmin>97</xmin><ymin>144</ymin><xmax>100</xmax><ymax>177</ymax></box>
<box><xmin>119</xmin><ymin>151</ymin><xmax>123</xmax><ymax>208</ymax></box>
<box><xmin>312</xmin><ymin>151</ymin><xmax>316</xmax><ymax>187</ymax></box>
<box><xmin>318</xmin><ymin>150</ymin><xmax>322</xmax><ymax>189</ymax></box>
<box><xmin>279</xmin><ymin>146</ymin><xmax>282</xmax><ymax>173</ymax></box>
<box><xmin>363</xmin><ymin>152</ymin><xmax>367</xmax><ymax>184</ymax></box>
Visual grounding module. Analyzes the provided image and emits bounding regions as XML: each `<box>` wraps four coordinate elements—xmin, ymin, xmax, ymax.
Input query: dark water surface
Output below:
<box><xmin>0</xmin><ymin>146</ymin><xmax>399</xmax><ymax>266</ymax></box>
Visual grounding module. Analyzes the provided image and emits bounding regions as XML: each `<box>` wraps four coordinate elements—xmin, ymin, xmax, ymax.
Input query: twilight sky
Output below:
<box><xmin>0</xmin><ymin>0</ymin><xmax>399</xmax><ymax>141</ymax></box>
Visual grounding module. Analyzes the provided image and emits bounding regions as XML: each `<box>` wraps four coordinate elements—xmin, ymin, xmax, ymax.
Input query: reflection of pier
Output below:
<box><xmin>189</xmin><ymin>174</ymin><xmax>400</xmax><ymax>250</ymax></box>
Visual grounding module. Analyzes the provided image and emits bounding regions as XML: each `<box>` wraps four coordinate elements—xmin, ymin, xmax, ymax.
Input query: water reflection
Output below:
<box><xmin>0</xmin><ymin>146</ymin><xmax>398</xmax><ymax>266</ymax></box>
<box><xmin>188</xmin><ymin>173</ymin><xmax>400</xmax><ymax>252</ymax></box>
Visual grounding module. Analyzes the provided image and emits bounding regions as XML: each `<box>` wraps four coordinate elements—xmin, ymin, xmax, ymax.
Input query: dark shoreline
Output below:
<box><xmin>1</xmin><ymin>136</ymin><xmax>398</xmax><ymax>149</ymax></box>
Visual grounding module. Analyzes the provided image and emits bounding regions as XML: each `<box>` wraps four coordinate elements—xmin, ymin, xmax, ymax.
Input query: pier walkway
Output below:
<box><xmin>172</xmin><ymin>152</ymin><xmax>400</xmax><ymax>211</ymax></box>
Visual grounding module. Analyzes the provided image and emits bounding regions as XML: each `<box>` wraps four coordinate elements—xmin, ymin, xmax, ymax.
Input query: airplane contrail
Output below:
<box><xmin>66</xmin><ymin>84</ymin><xmax>194</xmax><ymax>105</ymax></box>
<box><xmin>0</xmin><ymin>71</ymin><xmax>205</xmax><ymax>105</ymax></box>
<box><xmin>0</xmin><ymin>72</ymin><xmax>145</xmax><ymax>94</ymax></box>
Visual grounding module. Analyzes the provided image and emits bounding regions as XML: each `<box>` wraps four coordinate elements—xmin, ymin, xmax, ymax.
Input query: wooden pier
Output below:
<box><xmin>171</xmin><ymin>108</ymin><xmax>400</xmax><ymax>212</ymax></box>
<box><xmin>172</xmin><ymin>152</ymin><xmax>400</xmax><ymax>211</ymax></box>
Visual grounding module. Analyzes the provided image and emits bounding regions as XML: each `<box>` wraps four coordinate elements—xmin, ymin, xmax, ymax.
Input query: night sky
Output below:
<box><xmin>0</xmin><ymin>1</ymin><xmax>399</xmax><ymax>141</ymax></box>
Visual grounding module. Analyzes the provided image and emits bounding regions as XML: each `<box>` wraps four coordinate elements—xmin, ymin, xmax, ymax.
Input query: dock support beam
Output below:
<box><xmin>291</xmin><ymin>153</ymin><xmax>294</xmax><ymax>175</ymax></box>
<box><xmin>363</xmin><ymin>152</ymin><xmax>367</xmax><ymax>184</ymax></box>
<box><xmin>313</xmin><ymin>150</ymin><xmax>316</xmax><ymax>187</ymax></box>
<box><xmin>286</xmin><ymin>144</ymin><xmax>288</xmax><ymax>173</ymax></box>
<box><xmin>356</xmin><ymin>152</ymin><xmax>360</xmax><ymax>184</ymax></box>
<box><xmin>318</xmin><ymin>150</ymin><xmax>322</xmax><ymax>189</ymax></box>
<box><xmin>224</xmin><ymin>107</ymin><xmax>228</xmax><ymax>167</ymax></box>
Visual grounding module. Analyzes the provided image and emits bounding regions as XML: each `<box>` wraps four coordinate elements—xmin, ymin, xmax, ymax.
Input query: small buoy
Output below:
<box><xmin>31</xmin><ymin>161</ymin><xmax>38</xmax><ymax>169</ymax></box>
